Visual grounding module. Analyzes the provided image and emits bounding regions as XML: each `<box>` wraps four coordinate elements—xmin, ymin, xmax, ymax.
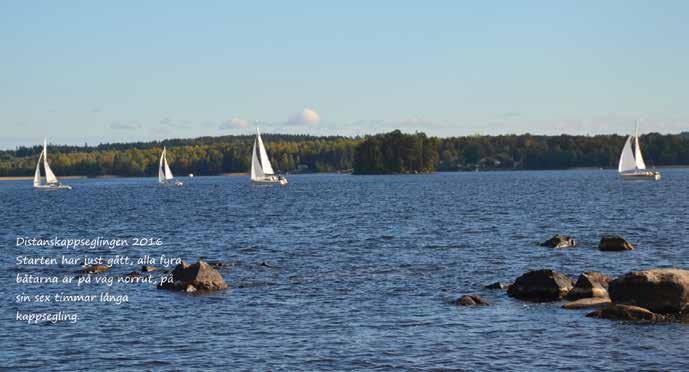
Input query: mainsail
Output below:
<box><xmin>256</xmin><ymin>128</ymin><xmax>274</xmax><ymax>175</ymax></box>
<box><xmin>634</xmin><ymin>127</ymin><xmax>647</xmax><ymax>170</ymax></box>
<box><xmin>250</xmin><ymin>138</ymin><xmax>265</xmax><ymax>180</ymax></box>
<box><xmin>158</xmin><ymin>148</ymin><xmax>165</xmax><ymax>183</ymax></box>
<box><xmin>43</xmin><ymin>139</ymin><xmax>58</xmax><ymax>184</ymax></box>
<box><xmin>164</xmin><ymin>153</ymin><xmax>174</xmax><ymax>180</ymax></box>
<box><xmin>618</xmin><ymin>136</ymin><xmax>636</xmax><ymax>173</ymax></box>
<box><xmin>33</xmin><ymin>151</ymin><xmax>43</xmax><ymax>187</ymax></box>
<box><xmin>158</xmin><ymin>147</ymin><xmax>174</xmax><ymax>182</ymax></box>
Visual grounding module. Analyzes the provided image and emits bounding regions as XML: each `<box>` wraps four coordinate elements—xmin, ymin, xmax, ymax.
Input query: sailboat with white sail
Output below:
<box><xmin>250</xmin><ymin>128</ymin><xmax>287</xmax><ymax>185</ymax></box>
<box><xmin>33</xmin><ymin>139</ymin><xmax>72</xmax><ymax>190</ymax></box>
<box><xmin>618</xmin><ymin>124</ymin><xmax>661</xmax><ymax>180</ymax></box>
<box><xmin>158</xmin><ymin>147</ymin><xmax>183</xmax><ymax>186</ymax></box>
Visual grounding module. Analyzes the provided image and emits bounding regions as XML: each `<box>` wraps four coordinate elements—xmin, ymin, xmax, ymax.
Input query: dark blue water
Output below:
<box><xmin>2</xmin><ymin>170</ymin><xmax>689</xmax><ymax>371</ymax></box>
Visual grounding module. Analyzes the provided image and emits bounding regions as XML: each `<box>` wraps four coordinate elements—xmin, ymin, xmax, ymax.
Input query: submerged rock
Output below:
<box><xmin>80</xmin><ymin>264</ymin><xmax>110</xmax><ymax>274</ymax></box>
<box><xmin>125</xmin><ymin>271</ymin><xmax>141</xmax><ymax>277</ymax></box>
<box><xmin>563</xmin><ymin>297</ymin><xmax>611</xmax><ymax>310</ymax></box>
<box><xmin>565</xmin><ymin>272</ymin><xmax>611</xmax><ymax>300</ymax></box>
<box><xmin>609</xmin><ymin>268</ymin><xmax>689</xmax><ymax>313</ymax></box>
<box><xmin>586</xmin><ymin>304</ymin><xmax>662</xmax><ymax>322</ymax></box>
<box><xmin>540</xmin><ymin>234</ymin><xmax>576</xmax><ymax>248</ymax></box>
<box><xmin>158</xmin><ymin>261</ymin><xmax>229</xmax><ymax>292</ymax></box>
<box><xmin>206</xmin><ymin>260</ymin><xmax>224</xmax><ymax>269</ymax></box>
<box><xmin>456</xmin><ymin>294</ymin><xmax>490</xmax><ymax>306</ymax></box>
<box><xmin>598</xmin><ymin>235</ymin><xmax>634</xmax><ymax>251</ymax></box>
<box><xmin>507</xmin><ymin>269</ymin><xmax>574</xmax><ymax>302</ymax></box>
<box><xmin>484</xmin><ymin>281</ymin><xmax>510</xmax><ymax>290</ymax></box>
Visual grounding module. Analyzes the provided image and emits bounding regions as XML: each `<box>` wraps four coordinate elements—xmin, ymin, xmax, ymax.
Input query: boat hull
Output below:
<box><xmin>251</xmin><ymin>176</ymin><xmax>288</xmax><ymax>186</ymax></box>
<box><xmin>34</xmin><ymin>184</ymin><xmax>72</xmax><ymax>190</ymax></box>
<box><xmin>159</xmin><ymin>180</ymin><xmax>184</xmax><ymax>187</ymax></box>
<box><xmin>620</xmin><ymin>171</ymin><xmax>661</xmax><ymax>181</ymax></box>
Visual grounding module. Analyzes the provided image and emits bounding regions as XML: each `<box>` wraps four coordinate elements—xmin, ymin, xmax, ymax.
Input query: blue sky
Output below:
<box><xmin>1</xmin><ymin>1</ymin><xmax>687</xmax><ymax>148</ymax></box>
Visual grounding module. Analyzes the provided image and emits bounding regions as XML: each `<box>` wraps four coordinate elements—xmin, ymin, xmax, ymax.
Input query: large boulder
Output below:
<box><xmin>598</xmin><ymin>235</ymin><xmax>634</xmax><ymax>251</ymax></box>
<box><xmin>507</xmin><ymin>269</ymin><xmax>574</xmax><ymax>302</ymax></box>
<box><xmin>586</xmin><ymin>304</ymin><xmax>663</xmax><ymax>322</ymax></box>
<box><xmin>609</xmin><ymin>268</ymin><xmax>689</xmax><ymax>313</ymax></box>
<box><xmin>562</xmin><ymin>297</ymin><xmax>611</xmax><ymax>310</ymax></box>
<box><xmin>456</xmin><ymin>294</ymin><xmax>490</xmax><ymax>306</ymax></box>
<box><xmin>158</xmin><ymin>261</ymin><xmax>229</xmax><ymax>292</ymax></box>
<box><xmin>540</xmin><ymin>234</ymin><xmax>576</xmax><ymax>248</ymax></box>
<box><xmin>565</xmin><ymin>272</ymin><xmax>611</xmax><ymax>300</ymax></box>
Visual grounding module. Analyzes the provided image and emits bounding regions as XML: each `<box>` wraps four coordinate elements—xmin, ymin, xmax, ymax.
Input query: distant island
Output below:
<box><xmin>353</xmin><ymin>130</ymin><xmax>437</xmax><ymax>174</ymax></box>
<box><xmin>1</xmin><ymin>130</ymin><xmax>688</xmax><ymax>177</ymax></box>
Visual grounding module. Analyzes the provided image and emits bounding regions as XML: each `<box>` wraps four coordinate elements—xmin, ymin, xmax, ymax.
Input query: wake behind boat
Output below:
<box><xmin>250</xmin><ymin>128</ymin><xmax>287</xmax><ymax>185</ymax></box>
<box><xmin>33</xmin><ymin>139</ymin><xmax>72</xmax><ymax>190</ymax></box>
<box><xmin>618</xmin><ymin>124</ymin><xmax>660</xmax><ymax>181</ymax></box>
<box><xmin>158</xmin><ymin>147</ymin><xmax>183</xmax><ymax>186</ymax></box>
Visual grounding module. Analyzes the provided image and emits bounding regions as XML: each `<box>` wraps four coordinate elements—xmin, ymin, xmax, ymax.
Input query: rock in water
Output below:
<box><xmin>484</xmin><ymin>282</ymin><xmax>510</xmax><ymax>290</ymax></box>
<box><xmin>456</xmin><ymin>294</ymin><xmax>490</xmax><ymax>306</ymax></box>
<box><xmin>586</xmin><ymin>304</ymin><xmax>662</xmax><ymax>321</ymax></box>
<box><xmin>540</xmin><ymin>234</ymin><xmax>576</xmax><ymax>248</ymax></box>
<box><xmin>507</xmin><ymin>269</ymin><xmax>574</xmax><ymax>302</ymax></box>
<box><xmin>609</xmin><ymin>268</ymin><xmax>689</xmax><ymax>313</ymax></box>
<box><xmin>562</xmin><ymin>297</ymin><xmax>611</xmax><ymax>310</ymax></box>
<box><xmin>598</xmin><ymin>235</ymin><xmax>634</xmax><ymax>251</ymax></box>
<box><xmin>565</xmin><ymin>272</ymin><xmax>611</xmax><ymax>300</ymax></box>
<box><xmin>80</xmin><ymin>264</ymin><xmax>110</xmax><ymax>274</ymax></box>
<box><xmin>141</xmin><ymin>265</ymin><xmax>157</xmax><ymax>272</ymax></box>
<box><xmin>158</xmin><ymin>261</ymin><xmax>229</xmax><ymax>292</ymax></box>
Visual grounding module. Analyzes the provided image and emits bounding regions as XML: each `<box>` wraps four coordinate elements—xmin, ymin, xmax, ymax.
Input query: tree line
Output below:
<box><xmin>1</xmin><ymin>131</ymin><xmax>688</xmax><ymax>177</ymax></box>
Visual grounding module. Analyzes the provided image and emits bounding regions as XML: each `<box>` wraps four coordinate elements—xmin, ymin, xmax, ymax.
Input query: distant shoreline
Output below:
<box><xmin>0</xmin><ymin>176</ymin><xmax>89</xmax><ymax>181</ymax></box>
<box><xmin>3</xmin><ymin>166</ymin><xmax>688</xmax><ymax>181</ymax></box>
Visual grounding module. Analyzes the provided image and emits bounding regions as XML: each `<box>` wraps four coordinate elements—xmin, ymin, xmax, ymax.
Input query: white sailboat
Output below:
<box><xmin>250</xmin><ymin>128</ymin><xmax>287</xmax><ymax>185</ymax></box>
<box><xmin>158</xmin><ymin>147</ymin><xmax>183</xmax><ymax>186</ymax></box>
<box><xmin>33</xmin><ymin>139</ymin><xmax>72</xmax><ymax>190</ymax></box>
<box><xmin>618</xmin><ymin>124</ymin><xmax>661</xmax><ymax>180</ymax></box>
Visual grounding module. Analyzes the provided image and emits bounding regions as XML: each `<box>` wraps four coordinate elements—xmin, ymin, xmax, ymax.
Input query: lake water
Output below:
<box><xmin>2</xmin><ymin>170</ymin><xmax>689</xmax><ymax>371</ymax></box>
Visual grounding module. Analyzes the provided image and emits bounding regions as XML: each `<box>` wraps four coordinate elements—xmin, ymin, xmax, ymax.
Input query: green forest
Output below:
<box><xmin>1</xmin><ymin>131</ymin><xmax>688</xmax><ymax>177</ymax></box>
<box><xmin>353</xmin><ymin>130</ymin><xmax>438</xmax><ymax>174</ymax></box>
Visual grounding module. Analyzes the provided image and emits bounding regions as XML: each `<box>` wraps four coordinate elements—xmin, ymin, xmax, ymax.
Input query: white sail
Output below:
<box><xmin>163</xmin><ymin>150</ymin><xmax>174</xmax><ymax>180</ymax></box>
<box><xmin>158</xmin><ymin>148</ymin><xmax>166</xmax><ymax>183</ymax></box>
<box><xmin>618</xmin><ymin>136</ymin><xmax>636</xmax><ymax>173</ymax></box>
<box><xmin>634</xmin><ymin>127</ymin><xmax>647</xmax><ymax>170</ymax></box>
<box><xmin>33</xmin><ymin>150</ymin><xmax>43</xmax><ymax>187</ymax></box>
<box><xmin>43</xmin><ymin>139</ymin><xmax>59</xmax><ymax>184</ymax></box>
<box><xmin>250</xmin><ymin>138</ymin><xmax>264</xmax><ymax>180</ymax></box>
<box><xmin>256</xmin><ymin>128</ymin><xmax>274</xmax><ymax>175</ymax></box>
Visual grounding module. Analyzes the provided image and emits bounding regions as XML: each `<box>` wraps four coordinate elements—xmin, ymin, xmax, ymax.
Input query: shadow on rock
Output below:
<box><xmin>158</xmin><ymin>261</ymin><xmax>229</xmax><ymax>293</ymax></box>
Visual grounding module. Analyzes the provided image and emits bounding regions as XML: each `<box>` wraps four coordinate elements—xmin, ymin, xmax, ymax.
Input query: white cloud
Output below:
<box><xmin>219</xmin><ymin>117</ymin><xmax>249</xmax><ymax>130</ymax></box>
<box><xmin>286</xmin><ymin>108</ymin><xmax>320</xmax><ymax>126</ymax></box>
<box><xmin>160</xmin><ymin>117</ymin><xmax>192</xmax><ymax>129</ymax></box>
<box><xmin>109</xmin><ymin>121</ymin><xmax>142</xmax><ymax>130</ymax></box>
<box><xmin>398</xmin><ymin>116</ymin><xmax>435</xmax><ymax>127</ymax></box>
